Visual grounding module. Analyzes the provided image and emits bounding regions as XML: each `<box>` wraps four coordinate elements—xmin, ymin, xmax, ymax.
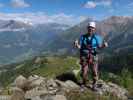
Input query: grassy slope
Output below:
<box><xmin>31</xmin><ymin>56</ymin><xmax>79</xmax><ymax>77</ymax></box>
<box><xmin>0</xmin><ymin>55</ymin><xmax>133</xmax><ymax>98</ymax></box>
<box><xmin>0</xmin><ymin>56</ymin><xmax>79</xmax><ymax>86</ymax></box>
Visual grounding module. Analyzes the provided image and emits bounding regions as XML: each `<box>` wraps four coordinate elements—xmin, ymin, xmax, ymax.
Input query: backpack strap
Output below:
<box><xmin>89</xmin><ymin>34</ymin><xmax>99</xmax><ymax>55</ymax></box>
<box><xmin>81</xmin><ymin>34</ymin><xmax>99</xmax><ymax>49</ymax></box>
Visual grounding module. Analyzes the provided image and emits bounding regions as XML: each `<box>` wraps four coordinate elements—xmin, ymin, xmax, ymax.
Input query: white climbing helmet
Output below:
<box><xmin>88</xmin><ymin>21</ymin><xmax>96</xmax><ymax>28</ymax></box>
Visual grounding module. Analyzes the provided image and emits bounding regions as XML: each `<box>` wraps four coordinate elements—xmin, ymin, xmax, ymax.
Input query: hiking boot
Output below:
<box><xmin>92</xmin><ymin>83</ymin><xmax>99</xmax><ymax>91</ymax></box>
<box><xmin>80</xmin><ymin>85</ymin><xmax>87</xmax><ymax>92</ymax></box>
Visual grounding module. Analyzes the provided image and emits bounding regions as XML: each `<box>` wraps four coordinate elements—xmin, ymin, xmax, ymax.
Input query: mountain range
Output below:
<box><xmin>0</xmin><ymin>19</ymin><xmax>70</xmax><ymax>64</ymax></box>
<box><xmin>0</xmin><ymin>16</ymin><xmax>133</xmax><ymax>64</ymax></box>
<box><xmin>44</xmin><ymin>16</ymin><xmax>133</xmax><ymax>56</ymax></box>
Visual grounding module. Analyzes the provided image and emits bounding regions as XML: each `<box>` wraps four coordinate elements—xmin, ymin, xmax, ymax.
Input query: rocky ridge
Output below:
<box><xmin>0</xmin><ymin>73</ymin><xmax>129</xmax><ymax>100</ymax></box>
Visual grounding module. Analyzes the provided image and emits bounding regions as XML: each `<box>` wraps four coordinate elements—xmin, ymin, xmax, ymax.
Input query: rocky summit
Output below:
<box><xmin>0</xmin><ymin>74</ymin><xmax>129</xmax><ymax>100</ymax></box>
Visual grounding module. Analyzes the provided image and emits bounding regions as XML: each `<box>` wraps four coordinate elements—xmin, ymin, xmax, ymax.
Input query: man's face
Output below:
<box><xmin>87</xmin><ymin>26</ymin><xmax>95</xmax><ymax>35</ymax></box>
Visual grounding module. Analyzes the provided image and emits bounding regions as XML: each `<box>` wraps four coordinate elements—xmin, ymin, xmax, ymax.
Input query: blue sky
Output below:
<box><xmin>0</xmin><ymin>0</ymin><xmax>133</xmax><ymax>25</ymax></box>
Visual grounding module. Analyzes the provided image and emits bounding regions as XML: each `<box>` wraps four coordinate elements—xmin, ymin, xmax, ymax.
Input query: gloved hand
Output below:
<box><xmin>104</xmin><ymin>42</ymin><xmax>108</xmax><ymax>47</ymax></box>
<box><xmin>74</xmin><ymin>40</ymin><xmax>80</xmax><ymax>49</ymax></box>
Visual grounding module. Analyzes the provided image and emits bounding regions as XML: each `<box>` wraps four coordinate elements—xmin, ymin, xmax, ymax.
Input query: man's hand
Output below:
<box><xmin>74</xmin><ymin>40</ymin><xmax>80</xmax><ymax>49</ymax></box>
<box><xmin>99</xmin><ymin>41</ymin><xmax>108</xmax><ymax>48</ymax></box>
<box><xmin>104</xmin><ymin>42</ymin><xmax>108</xmax><ymax>47</ymax></box>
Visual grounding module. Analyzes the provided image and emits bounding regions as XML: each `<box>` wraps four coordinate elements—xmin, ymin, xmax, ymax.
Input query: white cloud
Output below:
<box><xmin>84</xmin><ymin>0</ymin><xmax>112</xmax><ymax>8</ymax></box>
<box><xmin>0</xmin><ymin>12</ymin><xmax>88</xmax><ymax>26</ymax></box>
<box><xmin>97</xmin><ymin>1</ymin><xmax>112</xmax><ymax>6</ymax></box>
<box><xmin>84</xmin><ymin>1</ymin><xmax>96</xmax><ymax>8</ymax></box>
<box><xmin>11</xmin><ymin>0</ymin><xmax>30</xmax><ymax>8</ymax></box>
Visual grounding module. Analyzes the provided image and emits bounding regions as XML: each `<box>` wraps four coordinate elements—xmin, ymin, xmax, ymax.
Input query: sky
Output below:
<box><xmin>0</xmin><ymin>0</ymin><xmax>133</xmax><ymax>25</ymax></box>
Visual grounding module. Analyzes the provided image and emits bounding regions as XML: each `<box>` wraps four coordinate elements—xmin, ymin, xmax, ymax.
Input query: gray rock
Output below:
<box><xmin>40</xmin><ymin>95</ymin><xmax>67</xmax><ymax>100</ymax></box>
<box><xmin>46</xmin><ymin>79</ymin><xmax>58</xmax><ymax>90</ymax></box>
<box><xmin>34</xmin><ymin>57</ymin><xmax>42</xmax><ymax>64</ymax></box>
<box><xmin>52</xmin><ymin>95</ymin><xmax>67</xmax><ymax>100</ymax></box>
<box><xmin>28</xmin><ymin>75</ymin><xmax>40</xmax><ymax>81</ymax></box>
<box><xmin>14</xmin><ymin>75</ymin><xmax>29</xmax><ymax>90</ymax></box>
<box><xmin>30</xmin><ymin>96</ymin><xmax>42</xmax><ymax>100</ymax></box>
<box><xmin>93</xmin><ymin>80</ymin><xmax>128</xmax><ymax>99</ymax></box>
<box><xmin>65</xmin><ymin>80</ymin><xmax>80</xmax><ymax>89</ymax></box>
<box><xmin>0</xmin><ymin>95</ymin><xmax>11</xmax><ymax>100</ymax></box>
<box><xmin>10</xmin><ymin>87</ymin><xmax>25</xmax><ymax>100</ymax></box>
<box><xmin>28</xmin><ymin>75</ymin><xmax>46</xmax><ymax>89</ymax></box>
<box><xmin>39</xmin><ymin>94</ymin><xmax>53</xmax><ymax>100</ymax></box>
<box><xmin>55</xmin><ymin>80</ymin><xmax>79</xmax><ymax>90</ymax></box>
<box><xmin>25</xmin><ymin>90</ymin><xmax>49</xmax><ymax>99</ymax></box>
<box><xmin>55</xmin><ymin>80</ymin><xmax>66</xmax><ymax>87</ymax></box>
<box><xmin>9</xmin><ymin>75</ymin><xmax>129</xmax><ymax>100</ymax></box>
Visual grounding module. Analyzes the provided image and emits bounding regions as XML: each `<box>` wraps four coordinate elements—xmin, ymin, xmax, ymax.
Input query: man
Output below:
<box><xmin>74</xmin><ymin>21</ymin><xmax>108</xmax><ymax>90</ymax></box>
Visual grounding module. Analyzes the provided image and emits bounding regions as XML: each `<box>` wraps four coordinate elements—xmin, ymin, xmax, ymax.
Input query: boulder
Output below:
<box><xmin>30</xmin><ymin>96</ymin><xmax>42</xmax><ymax>100</ymax></box>
<box><xmin>46</xmin><ymin>79</ymin><xmax>58</xmax><ymax>90</ymax></box>
<box><xmin>65</xmin><ymin>80</ymin><xmax>80</xmax><ymax>89</ymax></box>
<box><xmin>28</xmin><ymin>75</ymin><xmax>46</xmax><ymax>89</ymax></box>
<box><xmin>25</xmin><ymin>90</ymin><xmax>49</xmax><ymax>99</ymax></box>
<box><xmin>40</xmin><ymin>94</ymin><xmax>67</xmax><ymax>100</ymax></box>
<box><xmin>14</xmin><ymin>75</ymin><xmax>29</xmax><ymax>90</ymax></box>
<box><xmin>10</xmin><ymin>87</ymin><xmax>25</xmax><ymax>100</ymax></box>
<box><xmin>91</xmin><ymin>80</ymin><xmax>128</xmax><ymax>99</ymax></box>
<box><xmin>55</xmin><ymin>80</ymin><xmax>79</xmax><ymax>90</ymax></box>
<box><xmin>52</xmin><ymin>95</ymin><xmax>67</xmax><ymax>100</ymax></box>
<box><xmin>9</xmin><ymin>75</ymin><xmax>129</xmax><ymax>100</ymax></box>
<box><xmin>34</xmin><ymin>57</ymin><xmax>42</xmax><ymax>64</ymax></box>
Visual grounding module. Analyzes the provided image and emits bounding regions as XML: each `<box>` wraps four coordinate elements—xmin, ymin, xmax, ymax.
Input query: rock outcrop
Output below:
<box><xmin>0</xmin><ymin>74</ymin><xmax>129</xmax><ymax>100</ymax></box>
<box><xmin>90</xmin><ymin>80</ymin><xmax>128</xmax><ymax>99</ymax></box>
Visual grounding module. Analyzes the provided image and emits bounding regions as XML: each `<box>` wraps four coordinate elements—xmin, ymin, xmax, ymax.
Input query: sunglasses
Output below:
<box><xmin>87</xmin><ymin>26</ymin><xmax>95</xmax><ymax>30</ymax></box>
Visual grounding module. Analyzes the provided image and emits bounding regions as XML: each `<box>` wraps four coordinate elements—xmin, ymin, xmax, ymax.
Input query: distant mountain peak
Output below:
<box><xmin>0</xmin><ymin>19</ymin><xmax>32</xmax><ymax>32</ymax></box>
